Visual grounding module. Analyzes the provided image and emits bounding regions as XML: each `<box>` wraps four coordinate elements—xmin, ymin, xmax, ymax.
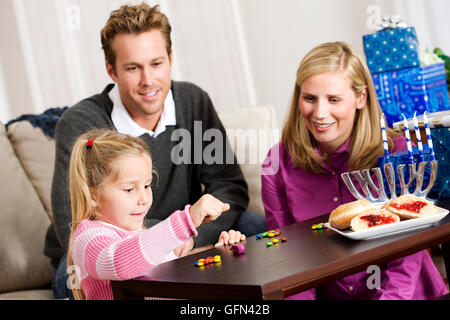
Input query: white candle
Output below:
<box><xmin>380</xmin><ymin>114</ymin><xmax>390</xmax><ymax>162</ymax></box>
<box><xmin>413</xmin><ymin>111</ymin><xmax>424</xmax><ymax>162</ymax></box>
<box><xmin>423</xmin><ymin>111</ymin><xmax>435</xmax><ymax>161</ymax></box>
<box><xmin>402</xmin><ymin>114</ymin><xmax>414</xmax><ymax>164</ymax></box>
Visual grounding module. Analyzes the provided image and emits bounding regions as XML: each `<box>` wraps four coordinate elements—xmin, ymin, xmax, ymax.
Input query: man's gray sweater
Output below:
<box><xmin>44</xmin><ymin>81</ymin><xmax>249</xmax><ymax>266</ymax></box>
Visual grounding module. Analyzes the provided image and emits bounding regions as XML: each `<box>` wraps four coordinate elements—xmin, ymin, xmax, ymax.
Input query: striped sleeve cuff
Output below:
<box><xmin>169</xmin><ymin>204</ymin><xmax>198</xmax><ymax>241</ymax></box>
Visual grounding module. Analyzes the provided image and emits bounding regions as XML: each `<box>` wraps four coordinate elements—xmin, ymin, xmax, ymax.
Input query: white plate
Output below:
<box><xmin>325</xmin><ymin>206</ymin><xmax>449</xmax><ymax>240</ymax></box>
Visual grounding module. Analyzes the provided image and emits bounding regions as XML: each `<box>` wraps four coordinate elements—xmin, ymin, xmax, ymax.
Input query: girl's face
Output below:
<box><xmin>299</xmin><ymin>71</ymin><xmax>366</xmax><ymax>156</ymax></box>
<box><xmin>92</xmin><ymin>154</ymin><xmax>153</xmax><ymax>231</ymax></box>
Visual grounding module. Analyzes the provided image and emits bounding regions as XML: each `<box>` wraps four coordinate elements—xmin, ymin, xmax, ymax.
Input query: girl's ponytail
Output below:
<box><xmin>67</xmin><ymin>136</ymin><xmax>95</xmax><ymax>300</ymax></box>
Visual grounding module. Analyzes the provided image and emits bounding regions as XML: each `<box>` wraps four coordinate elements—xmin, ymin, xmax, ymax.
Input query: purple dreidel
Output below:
<box><xmin>230</xmin><ymin>244</ymin><xmax>245</xmax><ymax>256</ymax></box>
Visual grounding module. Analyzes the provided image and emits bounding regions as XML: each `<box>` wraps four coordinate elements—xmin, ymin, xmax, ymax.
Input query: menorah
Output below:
<box><xmin>341</xmin><ymin>160</ymin><xmax>438</xmax><ymax>204</ymax></box>
<box><xmin>341</xmin><ymin>112</ymin><xmax>438</xmax><ymax>204</ymax></box>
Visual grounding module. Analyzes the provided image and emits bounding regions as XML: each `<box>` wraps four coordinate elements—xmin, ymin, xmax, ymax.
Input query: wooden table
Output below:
<box><xmin>111</xmin><ymin>200</ymin><xmax>450</xmax><ymax>300</ymax></box>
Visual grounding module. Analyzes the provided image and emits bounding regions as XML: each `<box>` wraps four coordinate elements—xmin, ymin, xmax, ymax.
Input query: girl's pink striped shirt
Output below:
<box><xmin>70</xmin><ymin>205</ymin><xmax>197</xmax><ymax>300</ymax></box>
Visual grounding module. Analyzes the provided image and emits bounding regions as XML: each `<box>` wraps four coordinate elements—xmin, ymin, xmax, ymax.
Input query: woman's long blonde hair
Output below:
<box><xmin>282</xmin><ymin>41</ymin><xmax>397</xmax><ymax>173</ymax></box>
<box><xmin>67</xmin><ymin>129</ymin><xmax>151</xmax><ymax>300</ymax></box>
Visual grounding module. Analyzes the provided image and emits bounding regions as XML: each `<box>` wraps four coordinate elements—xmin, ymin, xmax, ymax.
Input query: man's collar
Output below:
<box><xmin>109</xmin><ymin>84</ymin><xmax>176</xmax><ymax>138</ymax></box>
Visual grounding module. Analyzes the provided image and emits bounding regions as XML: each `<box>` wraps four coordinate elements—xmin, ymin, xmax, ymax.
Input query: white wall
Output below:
<box><xmin>0</xmin><ymin>61</ymin><xmax>11</xmax><ymax>123</ymax></box>
<box><xmin>1</xmin><ymin>0</ymin><xmax>449</xmax><ymax>126</ymax></box>
<box><xmin>238</xmin><ymin>0</ymin><xmax>450</xmax><ymax>127</ymax></box>
<box><xmin>239</xmin><ymin>0</ymin><xmax>372</xmax><ymax>127</ymax></box>
<box><xmin>0</xmin><ymin>0</ymin><xmax>35</xmax><ymax>122</ymax></box>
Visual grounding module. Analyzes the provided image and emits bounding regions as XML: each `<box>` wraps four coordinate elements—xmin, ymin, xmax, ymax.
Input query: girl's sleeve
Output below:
<box><xmin>261</xmin><ymin>145</ymin><xmax>293</xmax><ymax>229</ymax></box>
<box><xmin>71</xmin><ymin>205</ymin><xmax>197</xmax><ymax>281</ymax></box>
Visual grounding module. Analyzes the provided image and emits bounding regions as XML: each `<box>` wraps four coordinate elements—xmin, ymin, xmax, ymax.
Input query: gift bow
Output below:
<box><xmin>377</xmin><ymin>15</ymin><xmax>408</xmax><ymax>31</ymax></box>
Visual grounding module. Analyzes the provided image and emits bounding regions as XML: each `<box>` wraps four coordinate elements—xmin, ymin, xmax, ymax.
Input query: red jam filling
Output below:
<box><xmin>360</xmin><ymin>214</ymin><xmax>396</xmax><ymax>227</ymax></box>
<box><xmin>391</xmin><ymin>201</ymin><xmax>427</xmax><ymax>213</ymax></box>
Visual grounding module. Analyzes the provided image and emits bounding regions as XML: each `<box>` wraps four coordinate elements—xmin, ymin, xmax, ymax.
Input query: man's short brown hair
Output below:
<box><xmin>100</xmin><ymin>3</ymin><xmax>172</xmax><ymax>71</ymax></box>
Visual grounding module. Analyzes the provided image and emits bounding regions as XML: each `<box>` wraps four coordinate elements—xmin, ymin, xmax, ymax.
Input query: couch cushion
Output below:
<box><xmin>0</xmin><ymin>289</ymin><xmax>54</xmax><ymax>300</ymax></box>
<box><xmin>0</xmin><ymin>123</ymin><xmax>54</xmax><ymax>294</ymax></box>
<box><xmin>7</xmin><ymin>121</ymin><xmax>55</xmax><ymax>220</ymax></box>
<box><xmin>218</xmin><ymin>105</ymin><xmax>279</xmax><ymax>215</ymax></box>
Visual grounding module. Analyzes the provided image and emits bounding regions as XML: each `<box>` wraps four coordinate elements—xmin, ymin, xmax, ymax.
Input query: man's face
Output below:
<box><xmin>106</xmin><ymin>29</ymin><xmax>173</xmax><ymax>128</ymax></box>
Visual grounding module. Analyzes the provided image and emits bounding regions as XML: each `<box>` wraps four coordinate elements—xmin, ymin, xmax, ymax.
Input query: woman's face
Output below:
<box><xmin>298</xmin><ymin>71</ymin><xmax>366</xmax><ymax>156</ymax></box>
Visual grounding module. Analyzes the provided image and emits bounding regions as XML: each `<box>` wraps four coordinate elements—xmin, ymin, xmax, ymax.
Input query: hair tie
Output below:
<box><xmin>87</xmin><ymin>139</ymin><xmax>94</xmax><ymax>148</ymax></box>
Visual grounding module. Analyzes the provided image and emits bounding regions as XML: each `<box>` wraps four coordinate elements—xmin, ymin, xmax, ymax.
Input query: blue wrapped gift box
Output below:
<box><xmin>377</xmin><ymin>127</ymin><xmax>450</xmax><ymax>199</ymax></box>
<box><xmin>372</xmin><ymin>63</ymin><xmax>450</xmax><ymax>126</ymax></box>
<box><xmin>363</xmin><ymin>27</ymin><xmax>420</xmax><ymax>74</ymax></box>
<box><xmin>432</xmin><ymin>127</ymin><xmax>450</xmax><ymax>198</ymax></box>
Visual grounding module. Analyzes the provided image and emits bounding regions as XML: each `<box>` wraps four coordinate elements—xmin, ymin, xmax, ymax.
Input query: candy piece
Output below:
<box><xmin>266</xmin><ymin>242</ymin><xmax>273</xmax><ymax>247</ymax></box>
<box><xmin>262</xmin><ymin>232</ymin><xmax>269</xmax><ymax>237</ymax></box>
<box><xmin>196</xmin><ymin>255</ymin><xmax>222</xmax><ymax>268</ymax></box>
<box><xmin>256</xmin><ymin>234</ymin><xmax>263</xmax><ymax>239</ymax></box>
<box><xmin>230</xmin><ymin>244</ymin><xmax>246</xmax><ymax>256</ymax></box>
<box><xmin>281</xmin><ymin>237</ymin><xmax>287</xmax><ymax>242</ymax></box>
<box><xmin>312</xmin><ymin>222</ymin><xmax>327</xmax><ymax>230</ymax></box>
<box><xmin>272</xmin><ymin>238</ymin><xmax>279</xmax><ymax>244</ymax></box>
<box><xmin>313</xmin><ymin>223</ymin><xmax>328</xmax><ymax>230</ymax></box>
<box><xmin>268</xmin><ymin>232</ymin><xmax>275</xmax><ymax>238</ymax></box>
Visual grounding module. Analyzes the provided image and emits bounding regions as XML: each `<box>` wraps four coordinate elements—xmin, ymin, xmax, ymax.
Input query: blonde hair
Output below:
<box><xmin>101</xmin><ymin>2</ymin><xmax>172</xmax><ymax>72</ymax></box>
<box><xmin>67</xmin><ymin>129</ymin><xmax>151</xmax><ymax>299</ymax></box>
<box><xmin>282</xmin><ymin>41</ymin><xmax>398</xmax><ymax>173</ymax></box>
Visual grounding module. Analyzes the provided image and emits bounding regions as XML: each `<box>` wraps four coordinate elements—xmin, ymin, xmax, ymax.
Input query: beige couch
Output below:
<box><xmin>0</xmin><ymin>104</ymin><xmax>279</xmax><ymax>299</ymax></box>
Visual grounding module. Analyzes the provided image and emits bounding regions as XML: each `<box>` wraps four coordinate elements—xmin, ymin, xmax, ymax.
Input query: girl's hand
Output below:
<box><xmin>190</xmin><ymin>194</ymin><xmax>230</xmax><ymax>228</ymax></box>
<box><xmin>214</xmin><ymin>229</ymin><xmax>246</xmax><ymax>247</ymax></box>
<box><xmin>173</xmin><ymin>238</ymin><xmax>195</xmax><ymax>257</ymax></box>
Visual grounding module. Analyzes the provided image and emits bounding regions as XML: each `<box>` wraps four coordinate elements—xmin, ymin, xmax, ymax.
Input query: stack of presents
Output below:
<box><xmin>362</xmin><ymin>16</ymin><xmax>450</xmax><ymax>199</ymax></box>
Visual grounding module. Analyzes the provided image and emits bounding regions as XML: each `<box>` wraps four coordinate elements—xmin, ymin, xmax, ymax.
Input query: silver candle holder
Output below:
<box><xmin>341</xmin><ymin>160</ymin><xmax>438</xmax><ymax>204</ymax></box>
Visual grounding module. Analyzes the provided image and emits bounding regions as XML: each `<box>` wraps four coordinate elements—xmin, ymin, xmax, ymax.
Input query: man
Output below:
<box><xmin>44</xmin><ymin>3</ymin><xmax>266</xmax><ymax>298</ymax></box>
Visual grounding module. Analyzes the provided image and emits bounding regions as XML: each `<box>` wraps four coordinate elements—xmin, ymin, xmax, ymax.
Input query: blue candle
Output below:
<box><xmin>402</xmin><ymin>114</ymin><xmax>414</xmax><ymax>164</ymax></box>
<box><xmin>413</xmin><ymin>111</ymin><xmax>424</xmax><ymax>162</ymax></box>
<box><xmin>423</xmin><ymin>111</ymin><xmax>436</xmax><ymax>161</ymax></box>
<box><xmin>380</xmin><ymin>113</ymin><xmax>390</xmax><ymax>162</ymax></box>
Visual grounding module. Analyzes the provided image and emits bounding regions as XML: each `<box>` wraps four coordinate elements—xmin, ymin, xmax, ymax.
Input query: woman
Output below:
<box><xmin>261</xmin><ymin>42</ymin><xmax>448</xmax><ymax>299</ymax></box>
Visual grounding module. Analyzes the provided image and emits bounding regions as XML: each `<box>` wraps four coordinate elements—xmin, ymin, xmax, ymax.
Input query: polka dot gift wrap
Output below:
<box><xmin>363</xmin><ymin>27</ymin><xmax>420</xmax><ymax>74</ymax></box>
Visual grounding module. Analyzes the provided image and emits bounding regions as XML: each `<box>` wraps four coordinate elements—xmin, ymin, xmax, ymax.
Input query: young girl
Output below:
<box><xmin>261</xmin><ymin>42</ymin><xmax>448</xmax><ymax>300</ymax></box>
<box><xmin>67</xmin><ymin>129</ymin><xmax>244</xmax><ymax>300</ymax></box>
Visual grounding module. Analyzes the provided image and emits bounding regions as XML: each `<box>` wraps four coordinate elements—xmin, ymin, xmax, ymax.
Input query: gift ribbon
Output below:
<box><xmin>376</xmin><ymin>14</ymin><xmax>408</xmax><ymax>31</ymax></box>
